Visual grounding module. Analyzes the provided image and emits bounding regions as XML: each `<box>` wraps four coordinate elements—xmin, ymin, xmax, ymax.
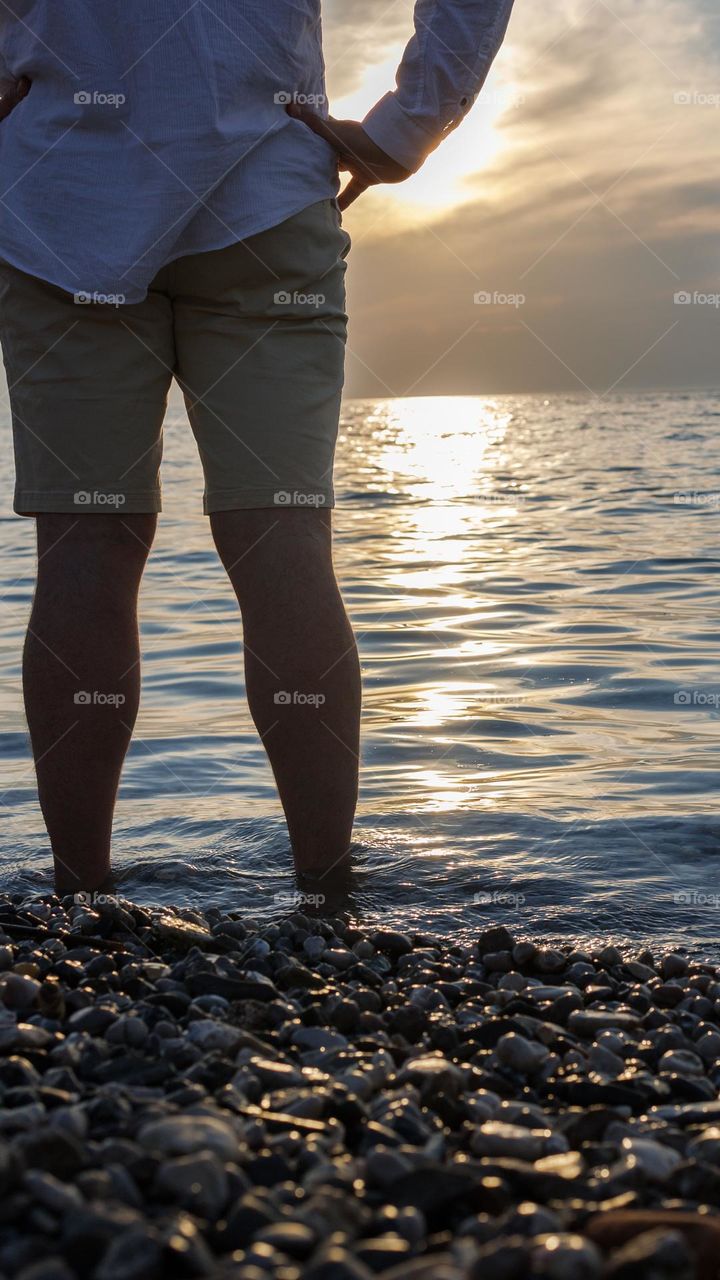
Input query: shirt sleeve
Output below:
<box><xmin>362</xmin><ymin>0</ymin><xmax>515</xmax><ymax>173</ymax></box>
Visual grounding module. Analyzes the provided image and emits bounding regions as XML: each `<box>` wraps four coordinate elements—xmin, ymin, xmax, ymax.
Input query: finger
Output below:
<box><xmin>0</xmin><ymin>75</ymin><xmax>30</xmax><ymax>122</ymax></box>
<box><xmin>0</xmin><ymin>79</ymin><xmax>17</xmax><ymax>121</ymax></box>
<box><xmin>286</xmin><ymin>103</ymin><xmax>342</xmax><ymax>148</ymax></box>
<box><xmin>338</xmin><ymin>176</ymin><xmax>369</xmax><ymax>211</ymax></box>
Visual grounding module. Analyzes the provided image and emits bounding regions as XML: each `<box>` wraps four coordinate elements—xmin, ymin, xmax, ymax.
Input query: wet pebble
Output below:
<box><xmin>0</xmin><ymin>896</ymin><xmax>717</xmax><ymax>1280</ymax></box>
<box><xmin>496</xmin><ymin>1031</ymin><xmax>548</xmax><ymax>1073</ymax></box>
<box><xmin>137</xmin><ymin>1114</ymin><xmax>240</xmax><ymax>1161</ymax></box>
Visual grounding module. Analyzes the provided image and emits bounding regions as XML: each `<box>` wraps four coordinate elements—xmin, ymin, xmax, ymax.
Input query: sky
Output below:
<box><xmin>323</xmin><ymin>0</ymin><xmax>720</xmax><ymax>396</ymax></box>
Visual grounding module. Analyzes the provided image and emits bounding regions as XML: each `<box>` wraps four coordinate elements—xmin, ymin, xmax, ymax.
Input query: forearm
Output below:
<box><xmin>362</xmin><ymin>0</ymin><xmax>515</xmax><ymax>172</ymax></box>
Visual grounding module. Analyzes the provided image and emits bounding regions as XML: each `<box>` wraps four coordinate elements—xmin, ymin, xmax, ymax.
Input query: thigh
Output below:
<box><xmin>0</xmin><ymin>264</ymin><xmax>175</xmax><ymax>514</ymax></box>
<box><xmin>172</xmin><ymin>200</ymin><xmax>350</xmax><ymax>515</ymax></box>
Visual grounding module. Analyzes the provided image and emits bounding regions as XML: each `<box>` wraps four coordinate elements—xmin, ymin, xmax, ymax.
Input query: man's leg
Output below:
<box><xmin>24</xmin><ymin>514</ymin><xmax>156</xmax><ymax>894</ymax></box>
<box><xmin>211</xmin><ymin>508</ymin><xmax>360</xmax><ymax>875</ymax></box>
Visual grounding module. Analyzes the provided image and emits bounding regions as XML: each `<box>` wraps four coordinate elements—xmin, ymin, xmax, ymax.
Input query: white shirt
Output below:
<box><xmin>0</xmin><ymin>0</ymin><xmax>514</xmax><ymax>303</ymax></box>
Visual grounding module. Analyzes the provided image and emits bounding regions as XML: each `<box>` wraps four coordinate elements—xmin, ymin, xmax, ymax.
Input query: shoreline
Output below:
<box><xmin>1</xmin><ymin>896</ymin><xmax>720</xmax><ymax>1279</ymax></box>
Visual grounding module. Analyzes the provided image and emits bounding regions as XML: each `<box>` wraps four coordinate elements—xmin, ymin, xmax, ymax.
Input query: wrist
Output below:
<box><xmin>362</xmin><ymin>92</ymin><xmax>436</xmax><ymax>174</ymax></box>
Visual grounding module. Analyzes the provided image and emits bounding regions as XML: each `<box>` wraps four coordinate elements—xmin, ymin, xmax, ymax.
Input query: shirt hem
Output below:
<box><xmin>0</xmin><ymin>188</ymin><xmax>340</xmax><ymax>303</ymax></box>
<box><xmin>160</xmin><ymin>190</ymin><xmax>339</xmax><ymax>279</ymax></box>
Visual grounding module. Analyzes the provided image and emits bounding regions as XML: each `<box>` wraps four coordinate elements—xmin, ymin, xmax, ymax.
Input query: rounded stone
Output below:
<box><xmin>137</xmin><ymin>1115</ymin><xmax>240</xmax><ymax>1161</ymax></box>
<box><xmin>496</xmin><ymin>1032</ymin><xmax>547</xmax><ymax>1074</ymax></box>
<box><xmin>0</xmin><ymin>973</ymin><xmax>41</xmax><ymax>1010</ymax></box>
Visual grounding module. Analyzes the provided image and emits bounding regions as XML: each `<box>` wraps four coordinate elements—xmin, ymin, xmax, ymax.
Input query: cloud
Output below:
<box><xmin>328</xmin><ymin>0</ymin><xmax>720</xmax><ymax>394</ymax></box>
<box><xmin>323</xmin><ymin>0</ymin><xmax>414</xmax><ymax>98</ymax></box>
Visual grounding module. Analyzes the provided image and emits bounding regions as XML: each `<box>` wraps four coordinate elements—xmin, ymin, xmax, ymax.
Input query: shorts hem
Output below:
<box><xmin>13</xmin><ymin>490</ymin><xmax>162</xmax><ymax>516</ymax></box>
<box><xmin>204</xmin><ymin>489</ymin><xmax>335</xmax><ymax>515</ymax></box>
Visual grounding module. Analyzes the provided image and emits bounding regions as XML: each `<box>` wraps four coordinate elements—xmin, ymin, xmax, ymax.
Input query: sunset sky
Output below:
<box><xmin>324</xmin><ymin>0</ymin><xmax>719</xmax><ymax>396</ymax></box>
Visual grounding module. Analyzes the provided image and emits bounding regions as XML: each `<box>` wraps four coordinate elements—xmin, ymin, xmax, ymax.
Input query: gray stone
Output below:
<box><xmin>16</xmin><ymin>1127</ymin><xmax>86</xmax><ymax>1177</ymax></box>
<box><xmin>536</xmin><ymin>949</ymin><xmax>567</xmax><ymax>974</ymax></box>
<box><xmin>478</xmin><ymin>926</ymin><xmax>516</xmax><ymax>956</ymax></box>
<box><xmin>568</xmin><ymin>1009</ymin><xmax>640</xmax><ymax>1036</ymax></box>
<box><xmin>661</xmin><ymin>953</ymin><xmax>688</xmax><ymax>979</ymax></box>
<box><xmin>372</xmin><ymin>930</ymin><xmax>413</xmax><ymax>957</ymax></box>
<box><xmin>512</xmin><ymin>941</ymin><xmax>538</xmax><ymax>966</ymax></box>
<box><xmin>530</xmin><ymin>1233</ymin><xmax>602</xmax><ymax>1278</ymax></box>
<box><xmin>138</xmin><ymin>1114</ymin><xmax>240</xmax><ymax>1161</ymax></box>
<box><xmin>408</xmin><ymin>985</ymin><xmax>450</xmax><ymax>1012</ymax></box>
<box><xmin>0</xmin><ymin>972</ymin><xmax>41</xmax><ymax>1010</ymax></box>
<box><xmin>304</xmin><ymin>1249</ymin><xmax>376</xmax><ymax>1280</ymax></box>
<box><xmin>303</xmin><ymin>936</ymin><xmax>326</xmax><ymax>962</ymax></box>
<box><xmin>604</xmin><ymin>1228</ymin><xmax>693</xmax><ymax>1279</ymax></box>
<box><xmin>621</xmin><ymin>1136</ymin><xmax>682</xmax><ymax>1182</ymax></box>
<box><xmin>496</xmin><ymin>1031</ymin><xmax>547</xmax><ymax>1073</ymax></box>
<box><xmin>398</xmin><ymin>1055</ymin><xmax>465</xmax><ymax>1099</ymax></box>
<box><xmin>16</xmin><ymin>1262</ymin><xmax>76</xmax><ymax>1280</ymax></box>
<box><xmin>624</xmin><ymin>960</ymin><xmax>657</xmax><ymax>982</ymax></box>
<box><xmin>95</xmin><ymin>1225</ymin><xmax>163</xmax><ymax>1280</ymax></box>
<box><xmin>366</xmin><ymin>1148</ymin><xmax>413</xmax><ymax>1188</ymax></box>
<box><xmin>497</xmin><ymin>972</ymin><xmax>528</xmax><ymax>992</ymax></box>
<box><xmin>24</xmin><ymin>1170</ymin><xmax>84</xmax><ymax>1213</ymax></box>
<box><xmin>186</xmin><ymin>1017</ymin><xmax>242</xmax><ymax>1052</ymax></box>
<box><xmin>247</xmin><ymin>1056</ymin><xmax>304</xmax><ymax>1088</ymax></box>
<box><xmin>470</xmin><ymin>1121</ymin><xmax>567</xmax><ymax>1161</ymax></box>
<box><xmin>324</xmin><ymin>949</ymin><xmax>355</xmax><ymax>971</ymax></box>
<box><xmin>588</xmin><ymin>1044</ymin><xmax>625</xmax><ymax>1077</ymax></box>
<box><xmin>256</xmin><ymin>1221</ymin><xmax>317</xmax><ymax>1259</ymax></box>
<box><xmin>292</xmin><ymin>1026</ymin><xmax>347</xmax><ymax>1052</ymax></box>
<box><xmin>154</xmin><ymin>1152</ymin><xmax>228</xmax><ymax>1218</ymax></box>
<box><xmin>686</xmin><ymin>1126</ymin><xmax>720</xmax><ymax>1164</ymax></box>
<box><xmin>105</xmin><ymin>1016</ymin><xmax>149</xmax><ymax>1048</ymax></box>
<box><xmin>658</xmin><ymin>1048</ymin><xmax>704</xmax><ymax>1076</ymax></box>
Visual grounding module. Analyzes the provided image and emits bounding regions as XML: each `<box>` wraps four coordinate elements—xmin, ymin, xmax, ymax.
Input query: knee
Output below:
<box><xmin>210</xmin><ymin>509</ymin><xmax>332</xmax><ymax>586</ymax></box>
<box><xmin>35</xmin><ymin>513</ymin><xmax>157</xmax><ymax>594</ymax></box>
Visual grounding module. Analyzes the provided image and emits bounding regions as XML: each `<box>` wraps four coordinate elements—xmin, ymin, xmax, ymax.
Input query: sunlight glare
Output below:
<box><xmin>378</xmin><ymin>396</ymin><xmax>511</xmax><ymax>500</ymax></box>
<box><xmin>331</xmin><ymin>51</ymin><xmax>517</xmax><ymax>214</ymax></box>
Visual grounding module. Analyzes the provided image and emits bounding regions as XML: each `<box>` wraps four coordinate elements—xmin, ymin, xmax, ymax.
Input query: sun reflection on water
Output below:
<box><xmin>371</xmin><ymin>395</ymin><xmax>511</xmax><ymax>500</ymax></box>
<box><xmin>352</xmin><ymin>396</ymin><xmax>528</xmax><ymax>813</ymax></box>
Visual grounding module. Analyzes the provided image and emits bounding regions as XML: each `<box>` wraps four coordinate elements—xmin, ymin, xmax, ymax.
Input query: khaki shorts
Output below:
<box><xmin>0</xmin><ymin>199</ymin><xmax>350</xmax><ymax>515</ymax></box>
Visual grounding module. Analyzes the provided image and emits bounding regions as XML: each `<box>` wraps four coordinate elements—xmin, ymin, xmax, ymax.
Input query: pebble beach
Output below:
<box><xmin>1</xmin><ymin>897</ymin><xmax>720</xmax><ymax>1280</ymax></box>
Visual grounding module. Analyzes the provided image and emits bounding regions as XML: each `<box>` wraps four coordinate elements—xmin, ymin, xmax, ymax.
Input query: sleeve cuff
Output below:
<box><xmin>362</xmin><ymin>92</ymin><xmax>440</xmax><ymax>174</ymax></box>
